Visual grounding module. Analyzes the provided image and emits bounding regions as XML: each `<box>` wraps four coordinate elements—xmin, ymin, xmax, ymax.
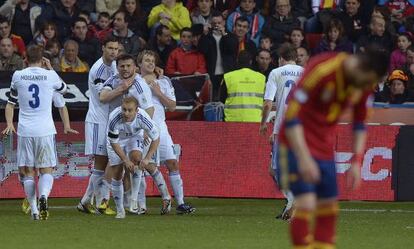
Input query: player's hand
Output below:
<box><xmin>148</xmin><ymin>80</ymin><xmax>162</xmax><ymax>96</ymax></box>
<box><xmin>139</xmin><ymin>158</ymin><xmax>150</xmax><ymax>169</ymax></box>
<box><xmin>2</xmin><ymin>124</ymin><xmax>16</xmax><ymax>136</ymax></box>
<box><xmin>64</xmin><ymin>127</ymin><xmax>79</xmax><ymax>134</ymax></box>
<box><xmin>119</xmin><ymin>76</ymin><xmax>135</xmax><ymax>91</ymax></box>
<box><xmin>298</xmin><ymin>156</ymin><xmax>320</xmax><ymax>184</ymax></box>
<box><xmin>346</xmin><ymin>164</ymin><xmax>361</xmax><ymax>190</ymax></box>
<box><xmin>259</xmin><ymin>123</ymin><xmax>267</xmax><ymax>136</ymax></box>
<box><xmin>123</xmin><ymin>160</ymin><xmax>135</xmax><ymax>171</ymax></box>
<box><xmin>41</xmin><ymin>57</ymin><xmax>53</xmax><ymax>70</ymax></box>
<box><xmin>154</xmin><ymin>67</ymin><xmax>164</xmax><ymax>77</ymax></box>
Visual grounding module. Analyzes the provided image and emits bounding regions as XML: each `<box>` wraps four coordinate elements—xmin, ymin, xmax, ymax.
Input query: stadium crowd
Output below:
<box><xmin>0</xmin><ymin>0</ymin><xmax>414</xmax><ymax>108</ymax></box>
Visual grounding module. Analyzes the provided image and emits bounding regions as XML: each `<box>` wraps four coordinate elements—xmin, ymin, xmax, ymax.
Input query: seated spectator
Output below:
<box><xmin>262</xmin><ymin>0</ymin><xmax>300</xmax><ymax>49</ymax></box>
<box><xmin>0</xmin><ymin>0</ymin><xmax>42</xmax><ymax>45</ymax></box>
<box><xmin>390</xmin><ymin>33</ymin><xmax>412</xmax><ymax>72</ymax></box>
<box><xmin>0</xmin><ymin>37</ymin><xmax>23</xmax><ymax>70</ymax></box>
<box><xmin>296</xmin><ymin>46</ymin><xmax>310</xmax><ymax>67</ymax></box>
<box><xmin>95</xmin><ymin>12</ymin><xmax>112</xmax><ymax>43</ymax></box>
<box><xmin>289</xmin><ymin>27</ymin><xmax>306</xmax><ymax>48</ymax></box>
<box><xmin>118</xmin><ymin>0</ymin><xmax>149</xmax><ymax>41</ymax></box>
<box><xmin>375</xmin><ymin>69</ymin><xmax>414</xmax><ymax>104</ymax></box>
<box><xmin>378</xmin><ymin>0</ymin><xmax>414</xmax><ymax>30</ymax></box>
<box><xmin>372</xmin><ymin>5</ymin><xmax>396</xmax><ymax>36</ymax></box>
<box><xmin>401</xmin><ymin>44</ymin><xmax>414</xmax><ymax>91</ymax></box>
<box><xmin>70</xmin><ymin>17</ymin><xmax>101</xmax><ymax>67</ymax></box>
<box><xmin>233</xmin><ymin>16</ymin><xmax>257</xmax><ymax>57</ymax></box>
<box><xmin>31</xmin><ymin>21</ymin><xmax>58</xmax><ymax>47</ymax></box>
<box><xmin>95</xmin><ymin>0</ymin><xmax>122</xmax><ymax>16</ymax></box>
<box><xmin>187</xmin><ymin>0</ymin><xmax>238</xmax><ymax>18</ymax></box>
<box><xmin>191</xmin><ymin>0</ymin><xmax>213</xmax><ymax>34</ymax></box>
<box><xmin>252</xmin><ymin>48</ymin><xmax>273</xmax><ymax>80</ymax></box>
<box><xmin>0</xmin><ymin>16</ymin><xmax>25</xmax><ymax>57</ymax></box>
<box><xmin>110</xmin><ymin>9</ymin><xmax>142</xmax><ymax>57</ymax></box>
<box><xmin>166</xmin><ymin>27</ymin><xmax>207</xmax><ymax>75</ymax></box>
<box><xmin>357</xmin><ymin>16</ymin><xmax>394</xmax><ymax>54</ymax></box>
<box><xmin>226</xmin><ymin>0</ymin><xmax>265</xmax><ymax>46</ymax></box>
<box><xmin>313</xmin><ymin>19</ymin><xmax>353</xmax><ymax>55</ymax></box>
<box><xmin>78</xmin><ymin>10</ymin><xmax>98</xmax><ymax>40</ymax></box>
<box><xmin>147</xmin><ymin>0</ymin><xmax>191</xmax><ymax>41</ymax></box>
<box><xmin>59</xmin><ymin>39</ymin><xmax>89</xmax><ymax>72</ymax></box>
<box><xmin>44</xmin><ymin>38</ymin><xmax>61</xmax><ymax>71</ymax></box>
<box><xmin>146</xmin><ymin>24</ymin><xmax>176</xmax><ymax>69</ymax></box>
<box><xmin>335</xmin><ymin>0</ymin><xmax>365</xmax><ymax>43</ymax></box>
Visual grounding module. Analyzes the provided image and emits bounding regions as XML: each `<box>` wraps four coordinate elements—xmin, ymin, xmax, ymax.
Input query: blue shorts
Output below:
<box><xmin>275</xmin><ymin>144</ymin><xmax>338</xmax><ymax>199</ymax></box>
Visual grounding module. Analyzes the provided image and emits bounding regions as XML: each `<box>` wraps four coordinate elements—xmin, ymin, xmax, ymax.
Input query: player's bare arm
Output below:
<box><xmin>346</xmin><ymin>130</ymin><xmax>366</xmax><ymax>190</ymax></box>
<box><xmin>2</xmin><ymin>103</ymin><xmax>16</xmax><ymax>135</ymax></box>
<box><xmin>110</xmin><ymin>142</ymin><xmax>135</xmax><ymax>171</ymax></box>
<box><xmin>260</xmin><ymin>100</ymin><xmax>273</xmax><ymax>136</ymax></box>
<box><xmin>140</xmin><ymin>137</ymin><xmax>160</xmax><ymax>169</ymax></box>
<box><xmin>58</xmin><ymin>106</ymin><xmax>79</xmax><ymax>134</ymax></box>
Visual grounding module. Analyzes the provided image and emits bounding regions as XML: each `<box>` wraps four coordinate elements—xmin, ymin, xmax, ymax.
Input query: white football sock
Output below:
<box><xmin>102</xmin><ymin>179</ymin><xmax>111</xmax><ymax>201</ymax></box>
<box><xmin>38</xmin><ymin>173</ymin><xmax>54</xmax><ymax>199</ymax></box>
<box><xmin>111</xmin><ymin>179</ymin><xmax>124</xmax><ymax>214</ymax></box>
<box><xmin>23</xmin><ymin>176</ymin><xmax>38</xmax><ymax>214</ymax></box>
<box><xmin>130</xmin><ymin>170</ymin><xmax>142</xmax><ymax>202</ymax></box>
<box><xmin>90</xmin><ymin>170</ymin><xmax>104</xmax><ymax>207</ymax></box>
<box><xmin>80</xmin><ymin>174</ymin><xmax>94</xmax><ymax>205</ymax></box>
<box><xmin>283</xmin><ymin>190</ymin><xmax>295</xmax><ymax>210</ymax></box>
<box><xmin>138</xmin><ymin>175</ymin><xmax>147</xmax><ymax>210</ymax></box>
<box><xmin>151</xmin><ymin>169</ymin><xmax>170</xmax><ymax>200</ymax></box>
<box><xmin>169</xmin><ymin>171</ymin><xmax>184</xmax><ymax>205</ymax></box>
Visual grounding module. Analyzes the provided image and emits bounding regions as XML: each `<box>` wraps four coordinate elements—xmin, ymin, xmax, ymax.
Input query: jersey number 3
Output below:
<box><xmin>28</xmin><ymin>84</ymin><xmax>40</xmax><ymax>108</ymax></box>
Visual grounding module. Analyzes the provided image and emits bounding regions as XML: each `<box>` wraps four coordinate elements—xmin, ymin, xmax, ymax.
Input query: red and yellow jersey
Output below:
<box><xmin>279</xmin><ymin>52</ymin><xmax>373</xmax><ymax>160</ymax></box>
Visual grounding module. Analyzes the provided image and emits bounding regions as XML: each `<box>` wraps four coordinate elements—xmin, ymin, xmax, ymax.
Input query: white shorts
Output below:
<box><xmin>85</xmin><ymin>122</ymin><xmax>108</xmax><ymax>156</ymax></box>
<box><xmin>107</xmin><ymin>136</ymin><xmax>144</xmax><ymax>166</ymax></box>
<box><xmin>159</xmin><ymin>130</ymin><xmax>177</xmax><ymax>163</ymax></box>
<box><xmin>17</xmin><ymin>135</ymin><xmax>57</xmax><ymax>168</ymax></box>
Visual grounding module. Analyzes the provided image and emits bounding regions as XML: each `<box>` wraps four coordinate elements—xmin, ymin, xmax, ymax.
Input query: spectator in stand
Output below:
<box><xmin>95</xmin><ymin>12</ymin><xmax>112</xmax><ymax>43</ymax></box>
<box><xmin>31</xmin><ymin>21</ymin><xmax>58</xmax><ymax>47</ymax></box>
<box><xmin>110</xmin><ymin>9</ymin><xmax>142</xmax><ymax>57</ymax></box>
<box><xmin>146</xmin><ymin>24</ymin><xmax>176</xmax><ymax>69</ymax></box>
<box><xmin>187</xmin><ymin>0</ymin><xmax>238</xmax><ymax>18</ymax></box>
<box><xmin>59</xmin><ymin>39</ymin><xmax>89</xmax><ymax>72</ymax></box>
<box><xmin>296</xmin><ymin>46</ymin><xmax>310</xmax><ymax>67</ymax></box>
<box><xmin>335</xmin><ymin>0</ymin><xmax>365</xmax><ymax>43</ymax></box>
<box><xmin>191</xmin><ymin>0</ymin><xmax>213</xmax><ymax>35</ymax></box>
<box><xmin>70</xmin><ymin>17</ymin><xmax>101</xmax><ymax>67</ymax></box>
<box><xmin>259</xmin><ymin>34</ymin><xmax>277</xmax><ymax>62</ymax></box>
<box><xmin>305</xmin><ymin>0</ymin><xmax>341</xmax><ymax>33</ymax></box>
<box><xmin>372</xmin><ymin>5</ymin><xmax>397</xmax><ymax>36</ymax></box>
<box><xmin>226</xmin><ymin>0</ymin><xmax>265</xmax><ymax>46</ymax></box>
<box><xmin>233</xmin><ymin>16</ymin><xmax>257</xmax><ymax>57</ymax></box>
<box><xmin>289</xmin><ymin>27</ymin><xmax>306</xmax><ymax>48</ymax></box>
<box><xmin>39</xmin><ymin>0</ymin><xmax>80</xmax><ymax>43</ymax></box>
<box><xmin>0</xmin><ymin>37</ymin><xmax>23</xmax><ymax>70</ymax></box>
<box><xmin>166</xmin><ymin>27</ymin><xmax>207</xmax><ymax>76</ymax></box>
<box><xmin>401</xmin><ymin>45</ymin><xmax>414</xmax><ymax>91</ymax></box>
<box><xmin>253</xmin><ymin>48</ymin><xmax>273</xmax><ymax>80</ymax></box>
<box><xmin>357</xmin><ymin>16</ymin><xmax>394</xmax><ymax>54</ymax></box>
<box><xmin>0</xmin><ymin>0</ymin><xmax>42</xmax><ymax>45</ymax></box>
<box><xmin>378</xmin><ymin>0</ymin><xmax>414</xmax><ymax>30</ymax></box>
<box><xmin>262</xmin><ymin>0</ymin><xmax>300</xmax><ymax>49</ymax></box>
<box><xmin>147</xmin><ymin>0</ymin><xmax>191</xmax><ymax>41</ymax></box>
<box><xmin>118</xmin><ymin>0</ymin><xmax>149</xmax><ymax>41</ymax></box>
<box><xmin>313</xmin><ymin>19</ymin><xmax>353</xmax><ymax>55</ymax></box>
<box><xmin>191</xmin><ymin>23</ymin><xmax>204</xmax><ymax>47</ymax></box>
<box><xmin>78</xmin><ymin>10</ymin><xmax>98</xmax><ymax>40</ymax></box>
<box><xmin>0</xmin><ymin>16</ymin><xmax>25</xmax><ymax>58</ymax></box>
<box><xmin>198</xmin><ymin>11</ymin><xmax>238</xmax><ymax>100</ymax></box>
<box><xmin>95</xmin><ymin>0</ymin><xmax>122</xmax><ymax>16</ymax></box>
<box><xmin>375</xmin><ymin>69</ymin><xmax>414</xmax><ymax>103</ymax></box>
<box><xmin>390</xmin><ymin>33</ymin><xmax>412</xmax><ymax>72</ymax></box>
<box><xmin>44</xmin><ymin>38</ymin><xmax>61</xmax><ymax>71</ymax></box>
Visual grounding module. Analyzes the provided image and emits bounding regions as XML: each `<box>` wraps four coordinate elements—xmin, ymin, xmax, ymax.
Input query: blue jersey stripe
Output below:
<box><xmin>109</xmin><ymin>113</ymin><xmax>123</xmax><ymax>130</ymax></box>
<box><xmin>133</xmin><ymin>81</ymin><xmax>143</xmax><ymax>94</ymax></box>
<box><xmin>138</xmin><ymin>113</ymin><xmax>153</xmax><ymax>130</ymax></box>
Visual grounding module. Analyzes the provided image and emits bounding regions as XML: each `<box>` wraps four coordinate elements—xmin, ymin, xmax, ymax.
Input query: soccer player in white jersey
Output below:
<box><xmin>107</xmin><ymin>97</ymin><xmax>160</xmax><ymax>218</ymax></box>
<box><xmin>137</xmin><ymin>50</ymin><xmax>196</xmax><ymax>214</ymax></box>
<box><xmin>260</xmin><ymin>44</ymin><xmax>304</xmax><ymax>221</ymax></box>
<box><xmin>78</xmin><ymin>37</ymin><xmax>120</xmax><ymax>215</ymax></box>
<box><xmin>100</xmin><ymin>53</ymin><xmax>172</xmax><ymax>215</ymax></box>
<box><xmin>2</xmin><ymin>45</ymin><xmax>67</xmax><ymax>220</ymax></box>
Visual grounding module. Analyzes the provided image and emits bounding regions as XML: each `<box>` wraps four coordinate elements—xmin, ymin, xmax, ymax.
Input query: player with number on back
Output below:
<box><xmin>2</xmin><ymin>45</ymin><xmax>67</xmax><ymax>220</ymax></box>
<box><xmin>260</xmin><ymin>43</ymin><xmax>303</xmax><ymax>221</ymax></box>
<box><xmin>277</xmin><ymin>46</ymin><xmax>389</xmax><ymax>249</ymax></box>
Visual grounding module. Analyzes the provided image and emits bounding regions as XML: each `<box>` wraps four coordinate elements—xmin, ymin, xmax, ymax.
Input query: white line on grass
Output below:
<box><xmin>340</xmin><ymin>208</ymin><xmax>414</xmax><ymax>213</ymax></box>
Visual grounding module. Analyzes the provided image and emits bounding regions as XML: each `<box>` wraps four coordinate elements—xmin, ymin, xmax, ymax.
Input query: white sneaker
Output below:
<box><xmin>115</xmin><ymin>211</ymin><xmax>126</xmax><ymax>219</ymax></box>
<box><xmin>128</xmin><ymin>200</ymin><xmax>139</xmax><ymax>214</ymax></box>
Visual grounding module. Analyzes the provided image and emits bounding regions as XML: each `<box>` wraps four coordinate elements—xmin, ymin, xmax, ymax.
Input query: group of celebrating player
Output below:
<box><xmin>3</xmin><ymin>37</ymin><xmax>195</xmax><ymax>220</ymax></box>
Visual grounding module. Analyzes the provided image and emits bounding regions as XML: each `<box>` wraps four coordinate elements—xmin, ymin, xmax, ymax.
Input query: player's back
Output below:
<box><xmin>86</xmin><ymin>58</ymin><xmax>117</xmax><ymax>123</ymax></box>
<box><xmin>12</xmin><ymin>67</ymin><xmax>61</xmax><ymax>137</ymax></box>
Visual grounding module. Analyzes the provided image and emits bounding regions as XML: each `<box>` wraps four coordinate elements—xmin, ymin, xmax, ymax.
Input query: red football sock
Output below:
<box><xmin>290</xmin><ymin>208</ymin><xmax>313</xmax><ymax>249</ymax></box>
<box><xmin>313</xmin><ymin>202</ymin><xmax>339</xmax><ymax>249</ymax></box>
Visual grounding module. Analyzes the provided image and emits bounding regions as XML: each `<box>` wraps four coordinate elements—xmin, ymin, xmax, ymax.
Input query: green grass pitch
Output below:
<box><xmin>0</xmin><ymin>198</ymin><xmax>413</xmax><ymax>249</ymax></box>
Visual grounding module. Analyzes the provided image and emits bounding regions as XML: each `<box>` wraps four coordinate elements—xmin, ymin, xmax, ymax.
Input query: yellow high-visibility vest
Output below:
<box><xmin>224</xmin><ymin>68</ymin><xmax>266</xmax><ymax>122</ymax></box>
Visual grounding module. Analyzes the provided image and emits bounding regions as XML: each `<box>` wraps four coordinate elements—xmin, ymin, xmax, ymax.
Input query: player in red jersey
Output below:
<box><xmin>276</xmin><ymin>47</ymin><xmax>389</xmax><ymax>249</ymax></box>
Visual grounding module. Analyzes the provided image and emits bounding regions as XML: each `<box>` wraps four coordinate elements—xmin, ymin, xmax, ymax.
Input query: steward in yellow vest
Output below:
<box><xmin>223</xmin><ymin>51</ymin><xmax>266</xmax><ymax>122</ymax></box>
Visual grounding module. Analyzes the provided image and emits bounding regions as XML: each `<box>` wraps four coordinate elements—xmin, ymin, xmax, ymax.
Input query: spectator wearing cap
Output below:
<box><xmin>226</xmin><ymin>0</ymin><xmax>265</xmax><ymax>46</ymax></box>
<box><xmin>165</xmin><ymin>27</ymin><xmax>207</xmax><ymax>76</ymax></box>
<box><xmin>375</xmin><ymin>70</ymin><xmax>414</xmax><ymax>104</ymax></box>
<box><xmin>0</xmin><ymin>37</ymin><xmax>23</xmax><ymax>70</ymax></box>
<box><xmin>0</xmin><ymin>0</ymin><xmax>42</xmax><ymax>45</ymax></box>
<box><xmin>390</xmin><ymin>33</ymin><xmax>412</xmax><ymax>72</ymax></box>
<box><xmin>147</xmin><ymin>0</ymin><xmax>191</xmax><ymax>41</ymax></box>
<box><xmin>0</xmin><ymin>16</ymin><xmax>25</xmax><ymax>58</ymax></box>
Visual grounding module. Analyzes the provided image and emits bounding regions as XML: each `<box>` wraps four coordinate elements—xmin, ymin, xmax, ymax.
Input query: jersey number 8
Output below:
<box><xmin>28</xmin><ymin>84</ymin><xmax>40</xmax><ymax>108</ymax></box>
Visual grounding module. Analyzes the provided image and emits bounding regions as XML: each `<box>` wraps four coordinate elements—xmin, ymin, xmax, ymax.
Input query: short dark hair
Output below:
<box><xmin>98</xmin><ymin>12</ymin><xmax>110</xmax><ymax>20</ymax></box>
<box><xmin>112</xmin><ymin>10</ymin><xmax>131</xmax><ymax>24</ymax></box>
<box><xmin>357</xmin><ymin>45</ymin><xmax>389</xmax><ymax>78</ymax></box>
<box><xmin>278</xmin><ymin>43</ymin><xmax>297</xmax><ymax>61</ymax></box>
<box><xmin>237</xmin><ymin>50</ymin><xmax>253</xmax><ymax>68</ymax></box>
<box><xmin>211</xmin><ymin>10</ymin><xmax>224</xmax><ymax>19</ymax></box>
<box><xmin>0</xmin><ymin>15</ymin><xmax>9</xmax><ymax>25</ymax></box>
<box><xmin>45</xmin><ymin>38</ymin><xmax>61</xmax><ymax>50</ymax></box>
<box><xmin>235</xmin><ymin>16</ymin><xmax>250</xmax><ymax>26</ymax></box>
<box><xmin>72</xmin><ymin>17</ymin><xmax>88</xmax><ymax>28</ymax></box>
<box><xmin>26</xmin><ymin>45</ymin><xmax>44</xmax><ymax>64</ymax></box>
<box><xmin>256</xmin><ymin>48</ymin><xmax>271</xmax><ymax>57</ymax></box>
<box><xmin>180</xmin><ymin>27</ymin><xmax>192</xmax><ymax>36</ymax></box>
<box><xmin>155</xmin><ymin>24</ymin><xmax>169</xmax><ymax>36</ymax></box>
<box><xmin>102</xmin><ymin>36</ymin><xmax>119</xmax><ymax>46</ymax></box>
<box><xmin>116</xmin><ymin>53</ymin><xmax>136</xmax><ymax>66</ymax></box>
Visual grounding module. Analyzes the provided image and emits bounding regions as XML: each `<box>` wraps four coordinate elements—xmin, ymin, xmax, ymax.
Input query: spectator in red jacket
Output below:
<box><xmin>166</xmin><ymin>27</ymin><xmax>207</xmax><ymax>76</ymax></box>
<box><xmin>95</xmin><ymin>12</ymin><xmax>113</xmax><ymax>43</ymax></box>
<box><xmin>0</xmin><ymin>16</ymin><xmax>26</xmax><ymax>58</ymax></box>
